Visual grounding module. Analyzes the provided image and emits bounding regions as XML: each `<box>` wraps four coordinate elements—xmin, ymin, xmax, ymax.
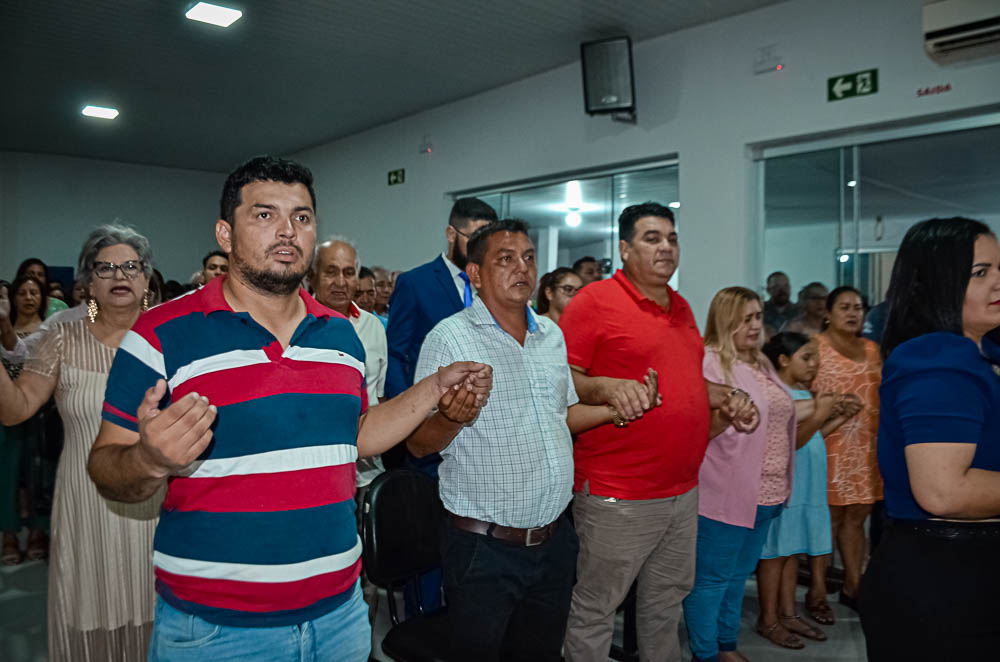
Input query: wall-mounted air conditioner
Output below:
<box><xmin>923</xmin><ymin>0</ymin><xmax>1000</xmax><ymax>62</ymax></box>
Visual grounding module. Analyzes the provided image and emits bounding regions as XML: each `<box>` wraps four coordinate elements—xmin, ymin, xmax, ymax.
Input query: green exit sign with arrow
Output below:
<box><xmin>827</xmin><ymin>68</ymin><xmax>879</xmax><ymax>102</ymax></box>
<box><xmin>387</xmin><ymin>168</ymin><xmax>405</xmax><ymax>186</ymax></box>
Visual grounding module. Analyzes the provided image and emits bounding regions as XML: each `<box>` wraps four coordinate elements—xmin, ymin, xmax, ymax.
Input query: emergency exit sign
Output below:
<box><xmin>387</xmin><ymin>168</ymin><xmax>405</xmax><ymax>186</ymax></box>
<box><xmin>827</xmin><ymin>69</ymin><xmax>879</xmax><ymax>102</ymax></box>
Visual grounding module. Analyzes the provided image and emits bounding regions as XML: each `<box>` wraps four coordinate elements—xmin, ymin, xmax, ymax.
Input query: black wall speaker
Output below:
<box><xmin>581</xmin><ymin>36</ymin><xmax>635</xmax><ymax>115</ymax></box>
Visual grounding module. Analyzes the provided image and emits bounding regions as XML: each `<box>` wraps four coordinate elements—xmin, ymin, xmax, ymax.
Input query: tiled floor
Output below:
<box><xmin>370</xmin><ymin>580</ymin><xmax>868</xmax><ymax>661</ymax></box>
<box><xmin>0</xmin><ymin>558</ymin><xmax>48</xmax><ymax>662</ymax></box>
<box><xmin>1</xmin><ymin>560</ymin><xmax>866</xmax><ymax>661</ymax></box>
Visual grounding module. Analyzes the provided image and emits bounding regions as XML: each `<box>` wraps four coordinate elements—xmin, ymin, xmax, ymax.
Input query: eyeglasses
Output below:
<box><xmin>93</xmin><ymin>260</ymin><xmax>144</xmax><ymax>279</ymax></box>
<box><xmin>453</xmin><ymin>227</ymin><xmax>472</xmax><ymax>239</ymax></box>
<box><xmin>556</xmin><ymin>285</ymin><xmax>580</xmax><ymax>296</ymax></box>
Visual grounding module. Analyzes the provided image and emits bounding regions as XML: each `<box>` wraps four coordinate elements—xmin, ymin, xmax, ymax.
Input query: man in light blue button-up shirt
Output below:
<box><xmin>409</xmin><ymin>219</ymin><xmax>659</xmax><ymax>662</ymax></box>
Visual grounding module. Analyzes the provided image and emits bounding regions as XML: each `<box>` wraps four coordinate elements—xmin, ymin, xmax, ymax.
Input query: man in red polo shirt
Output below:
<box><xmin>560</xmin><ymin>202</ymin><xmax>757</xmax><ymax>662</ymax></box>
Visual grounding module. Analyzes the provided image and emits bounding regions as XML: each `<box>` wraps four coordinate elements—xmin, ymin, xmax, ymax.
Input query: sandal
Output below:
<box><xmin>781</xmin><ymin>614</ymin><xmax>828</xmax><ymax>641</ymax></box>
<box><xmin>806</xmin><ymin>598</ymin><xmax>835</xmax><ymax>625</ymax></box>
<box><xmin>26</xmin><ymin>530</ymin><xmax>47</xmax><ymax>561</ymax></box>
<box><xmin>2</xmin><ymin>533</ymin><xmax>22</xmax><ymax>566</ymax></box>
<box><xmin>755</xmin><ymin>621</ymin><xmax>804</xmax><ymax>650</ymax></box>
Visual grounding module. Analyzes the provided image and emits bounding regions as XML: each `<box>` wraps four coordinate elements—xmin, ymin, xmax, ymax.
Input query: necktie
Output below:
<box><xmin>458</xmin><ymin>272</ymin><xmax>473</xmax><ymax>308</ymax></box>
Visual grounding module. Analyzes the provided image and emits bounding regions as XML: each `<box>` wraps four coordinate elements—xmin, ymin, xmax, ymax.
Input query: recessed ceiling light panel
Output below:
<box><xmin>185</xmin><ymin>2</ymin><xmax>243</xmax><ymax>27</ymax></box>
<box><xmin>668</xmin><ymin>201</ymin><xmax>681</xmax><ymax>209</ymax></box>
<box><xmin>82</xmin><ymin>105</ymin><xmax>119</xmax><ymax>120</ymax></box>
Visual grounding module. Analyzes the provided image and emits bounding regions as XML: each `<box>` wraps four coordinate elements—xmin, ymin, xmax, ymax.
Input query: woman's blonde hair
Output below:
<box><xmin>704</xmin><ymin>286</ymin><xmax>765</xmax><ymax>384</ymax></box>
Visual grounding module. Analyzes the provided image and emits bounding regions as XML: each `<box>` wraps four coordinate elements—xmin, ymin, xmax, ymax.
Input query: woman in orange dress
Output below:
<box><xmin>811</xmin><ymin>286</ymin><xmax>881</xmax><ymax>616</ymax></box>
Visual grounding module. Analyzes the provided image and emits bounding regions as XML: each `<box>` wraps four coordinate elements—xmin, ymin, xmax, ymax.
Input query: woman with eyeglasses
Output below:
<box><xmin>537</xmin><ymin>267</ymin><xmax>583</xmax><ymax>325</ymax></box>
<box><xmin>0</xmin><ymin>225</ymin><xmax>162</xmax><ymax>662</ymax></box>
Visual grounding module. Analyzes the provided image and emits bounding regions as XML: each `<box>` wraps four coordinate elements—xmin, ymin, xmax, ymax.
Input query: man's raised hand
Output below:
<box><xmin>136</xmin><ymin>379</ymin><xmax>217</xmax><ymax>478</ymax></box>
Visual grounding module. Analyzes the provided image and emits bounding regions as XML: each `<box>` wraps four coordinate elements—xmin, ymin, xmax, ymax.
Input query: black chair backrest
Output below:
<box><xmin>362</xmin><ymin>468</ymin><xmax>445</xmax><ymax>588</ymax></box>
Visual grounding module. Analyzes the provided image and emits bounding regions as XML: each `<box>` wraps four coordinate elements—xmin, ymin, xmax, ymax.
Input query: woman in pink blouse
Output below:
<box><xmin>682</xmin><ymin>287</ymin><xmax>796</xmax><ymax>662</ymax></box>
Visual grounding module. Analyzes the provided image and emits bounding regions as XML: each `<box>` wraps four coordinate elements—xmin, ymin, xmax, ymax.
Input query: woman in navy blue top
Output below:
<box><xmin>859</xmin><ymin>217</ymin><xmax>1000</xmax><ymax>661</ymax></box>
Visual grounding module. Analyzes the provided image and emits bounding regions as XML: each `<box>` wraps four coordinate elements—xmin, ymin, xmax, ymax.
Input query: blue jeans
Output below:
<box><xmin>148</xmin><ymin>581</ymin><xmax>370</xmax><ymax>662</ymax></box>
<box><xmin>683</xmin><ymin>505</ymin><xmax>782</xmax><ymax>662</ymax></box>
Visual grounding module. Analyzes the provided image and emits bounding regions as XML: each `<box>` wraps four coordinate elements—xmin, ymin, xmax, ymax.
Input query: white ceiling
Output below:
<box><xmin>1</xmin><ymin>0</ymin><xmax>786</xmax><ymax>172</ymax></box>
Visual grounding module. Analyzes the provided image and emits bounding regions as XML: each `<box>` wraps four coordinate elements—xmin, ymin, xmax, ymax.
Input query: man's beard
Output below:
<box><xmin>231</xmin><ymin>247</ymin><xmax>309</xmax><ymax>296</ymax></box>
<box><xmin>451</xmin><ymin>242</ymin><xmax>469</xmax><ymax>271</ymax></box>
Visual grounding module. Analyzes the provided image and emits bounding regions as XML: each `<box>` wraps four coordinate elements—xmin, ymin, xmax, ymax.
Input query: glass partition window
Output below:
<box><xmin>462</xmin><ymin>164</ymin><xmax>679</xmax><ymax>289</ymax></box>
<box><xmin>762</xmin><ymin>123</ymin><xmax>1000</xmax><ymax>308</ymax></box>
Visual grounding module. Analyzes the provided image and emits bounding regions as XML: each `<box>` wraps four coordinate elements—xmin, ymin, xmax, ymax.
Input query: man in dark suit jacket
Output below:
<box><xmin>385</xmin><ymin>197</ymin><xmax>498</xmax><ymax>470</ymax></box>
<box><xmin>383</xmin><ymin>197</ymin><xmax>497</xmax><ymax>617</ymax></box>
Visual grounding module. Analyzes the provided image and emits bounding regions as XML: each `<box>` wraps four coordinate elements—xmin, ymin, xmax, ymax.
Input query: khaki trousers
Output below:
<box><xmin>564</xmin><ymin>486</ymin><xmax>698</xmax><ymax>662</ymax></box>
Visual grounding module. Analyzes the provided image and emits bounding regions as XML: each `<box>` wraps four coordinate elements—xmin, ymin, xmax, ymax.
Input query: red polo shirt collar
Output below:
<box><xmin>611</xmin><ymin>269</ymin><xmax>688</xmax><ymax>319</ymax></box>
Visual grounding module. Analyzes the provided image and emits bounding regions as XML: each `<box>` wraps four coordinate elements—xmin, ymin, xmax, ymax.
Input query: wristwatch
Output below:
<box><xmin>609</xmin><ymin>405</ymin><xmax>628</xmax><ymax>428</ymax></box>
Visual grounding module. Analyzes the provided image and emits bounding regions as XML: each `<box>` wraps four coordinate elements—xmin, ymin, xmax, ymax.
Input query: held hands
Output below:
<box><xmin>135</xmin><ymin>379</ymin><xmax>217</xmax><ymax>479</ymax></box>
<box><xmin>0</xmin><ymin>287</ymin><xmax>9</xmax><ymax>321</ymax></box>
<box><xmin>832</xmin><ymin>392</ymin><xmax>863</xmax><ymax>419</ymax></box>
<box><xmin>722</xmin><ymin>389</ymin><xmax>761</xmax><ymax>433</ymax></box>
<box><xmin>606</xmin><ymin>368</ymin><xmax>662</xmax><ymax>421</ymax></box>
<box><xmin>434</xmin><ymin>362</ymin><xmax>493</xmax><ymax>422</ymax></box>
<box><xmin>812</xmin><ymin>391</ymin><xmax>839</xmax><ymax>421</ymax></box>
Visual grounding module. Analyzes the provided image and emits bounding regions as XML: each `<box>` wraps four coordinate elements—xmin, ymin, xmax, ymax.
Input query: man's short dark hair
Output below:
<box><xmin>767</xmin><ymin>271</ymin><xmax>788</xmax><ymax>283</ymax></box>
<box><xmin>449</xmin><ymin>197</ymin><xmax>498</xmax><ymax>229</ymax></box>
<box><xmin>220</xmin><ymin>156</ymin><xmax>316</xmax><ymax>224</ymax></box>
<box><xmin>618</xmin><ymin>202</ymin><xmax>675</xmax><ymax>243</ymax></box>
<box><xmin>358</xmin><ymin>266</ymin><xmax>376</xmax><ymax>280</ymax></box>
<box><xmin>467</xmin><ymin>219</ymin><xmax>530</xmax><ymax>265</ymax></box>
<box><xmin>202</xmin><ymin>249</ymin><xmax>227</xmax><ymax>268</ymax></box>
<box><xmin>572</xmin><ymin>256</ymin><xmax>598</xmax><ymax>273</ymax></box>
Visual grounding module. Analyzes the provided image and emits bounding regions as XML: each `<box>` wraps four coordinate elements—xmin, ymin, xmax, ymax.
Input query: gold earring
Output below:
<box><xmin>142</xmin><ymin>290</ymin><xmax>150</xmax><ymax>311</ymax></box>
<box><xmin>87</xmin><ymin>298</ymin><xmax>99</xmax><ymax>324</ymax></box>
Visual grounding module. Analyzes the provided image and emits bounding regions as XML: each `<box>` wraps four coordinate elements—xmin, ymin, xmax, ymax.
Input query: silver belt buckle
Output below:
<box><xmin>525</xmin><ymin>526</ymin><xmax>545</xmax><ymax>546</ymax></box>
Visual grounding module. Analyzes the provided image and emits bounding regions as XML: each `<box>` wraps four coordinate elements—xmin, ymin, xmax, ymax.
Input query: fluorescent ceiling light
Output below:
<box><xmin>847</xmin><ymin>180</ymin><xmax>857</xmax><ymax>187</ymax></box>
<box><xmin>565</xmin><ymin>212</ymin><xmax>582</xmax><ymax>227</ymax></box>
<box><xmin>81</xmin><ymin>105</ymin><xmax>119</xmax><ymax>119</ymax></box>
<box><xmin>186</xmin><ymin>2</ymin><xmax>243</xmax><ymax>27</ymax></box>
<box><xmin>668</xmin><ymin>201</ymin><xmax>681</xmax><ymax>209</ymax></box>
<box><xmin>566</xmin><ymin>180</ymin><xmax>583</xmax><ymax>207</ymax></box>
<box><xmin>548</xmin><ymin>179</ymin><xmax>603</xmax><ymax>214</ymax></box>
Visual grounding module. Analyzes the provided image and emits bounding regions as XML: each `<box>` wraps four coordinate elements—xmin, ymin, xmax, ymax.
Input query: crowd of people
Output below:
<box><xmin>0</xmin><ymin>154</ymin><xmax>997</xmax><ymax>662</ymax></box>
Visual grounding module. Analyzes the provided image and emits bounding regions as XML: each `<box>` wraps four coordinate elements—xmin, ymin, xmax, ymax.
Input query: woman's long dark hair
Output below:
<box><xmin>881</xmin><ymin>217</ymin><xmax>992</xmax><ymax>359</ymax></box>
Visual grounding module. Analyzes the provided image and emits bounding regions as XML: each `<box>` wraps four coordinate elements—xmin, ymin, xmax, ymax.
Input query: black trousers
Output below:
<box><xmin>442</xmin><ymin>513</ymin><xmax>578</xmax><ymax>662</ymax></box>
<box><xmin>859</xmin><ymin>520</ymin><xmax>1000</xmax><ymax>661</ymax></box>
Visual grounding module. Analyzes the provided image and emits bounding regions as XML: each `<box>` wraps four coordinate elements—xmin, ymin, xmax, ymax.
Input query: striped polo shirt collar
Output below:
<box><xmin>199</xmin><ymin>274</ymin><xmax>337</xmax><ymax>320</ymax></box>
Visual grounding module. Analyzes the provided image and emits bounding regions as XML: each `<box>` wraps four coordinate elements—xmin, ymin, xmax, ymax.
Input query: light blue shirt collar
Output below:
<box><xmin>468</xmin><ymin>296</ymin><xmax>540</xmax><ymax>335</ymax></box>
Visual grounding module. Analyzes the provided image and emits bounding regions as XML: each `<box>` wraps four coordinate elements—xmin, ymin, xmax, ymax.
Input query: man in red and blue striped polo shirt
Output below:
<box><xmin>88</xmin><ymin>156</ymin><xmax>492</xmax><ymax>662</ymax></box>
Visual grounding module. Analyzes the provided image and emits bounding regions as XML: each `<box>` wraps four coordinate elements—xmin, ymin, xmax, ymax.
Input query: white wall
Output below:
<box><xmin>0</xmin><ymin>151</ymin><xmax>223</xmax><ymax>281</ymax></box>
<box><xmin>294</xmin><ymin>0</ymin><xmax>1000</xmax><ymax>323</ymax></box>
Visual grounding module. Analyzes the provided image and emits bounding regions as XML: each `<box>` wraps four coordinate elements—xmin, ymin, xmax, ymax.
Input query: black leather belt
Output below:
<box><xmin>891</xmin><ymin>518</ymin><xmax>1000</xmax><ymax>541</ymax></box>
<box><xmin>449</xmin><ymin>513</ymin><xmax>558</xmax><ymax>546</ymax></box>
